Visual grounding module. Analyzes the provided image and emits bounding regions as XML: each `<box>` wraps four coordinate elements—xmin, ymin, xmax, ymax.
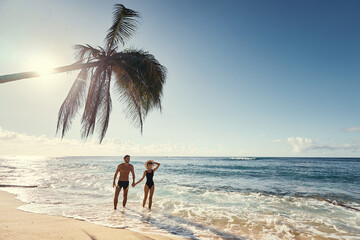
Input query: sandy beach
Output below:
<box><xmin>0</xmin><ymin>190</ymin><xmax>185</xmax><ymax>240</ymax></box>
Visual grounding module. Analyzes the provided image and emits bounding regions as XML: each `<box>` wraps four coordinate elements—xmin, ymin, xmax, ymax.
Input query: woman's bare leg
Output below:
<box><xmin>149</xmin><ymin>185</ymin><xmax>155</xmax><ymax>210</ymax></box>
<box><xmin>143</xmin><ymin>185</ymin><xmax>149</xmax><ymax>207</ymax></box>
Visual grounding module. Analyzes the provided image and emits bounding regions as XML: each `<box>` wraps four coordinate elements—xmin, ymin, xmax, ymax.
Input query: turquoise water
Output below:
<box><xmin>1</xmin><ymin>156</ymin><xmax>359</xmax><ymax>239</ymax></box>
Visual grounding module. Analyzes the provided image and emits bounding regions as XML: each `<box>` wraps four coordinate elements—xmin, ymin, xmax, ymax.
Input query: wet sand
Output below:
<box><xmin>0</xmin><ymin>190</ymin><xmax>185</xmax><ymax>240</ymax></box>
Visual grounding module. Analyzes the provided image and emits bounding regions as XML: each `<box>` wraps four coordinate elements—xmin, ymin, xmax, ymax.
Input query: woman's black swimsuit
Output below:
<box><xmin>146</xmin><ymin>170</ymin><xmax>154</xmax><ymax>189</ymax></box>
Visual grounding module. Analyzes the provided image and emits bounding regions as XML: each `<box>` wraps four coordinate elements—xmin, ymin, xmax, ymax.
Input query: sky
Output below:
<box><xmin>0</xmin><ymin>0</ymin><xmax>360</xmax><ymax>157</ymax></box>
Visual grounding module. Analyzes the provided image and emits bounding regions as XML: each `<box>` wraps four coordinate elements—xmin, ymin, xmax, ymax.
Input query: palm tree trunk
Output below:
<box><xmin>0</xmin><ymin>61</ymin><xmax>100</xmax><ymax>84</ymax></box>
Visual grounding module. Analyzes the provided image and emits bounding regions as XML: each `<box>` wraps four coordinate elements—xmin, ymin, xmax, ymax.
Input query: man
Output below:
<box><xmin>113</xmin><ymin>155</ymin><xmax>135</xmax><ymax>209</ymax></box>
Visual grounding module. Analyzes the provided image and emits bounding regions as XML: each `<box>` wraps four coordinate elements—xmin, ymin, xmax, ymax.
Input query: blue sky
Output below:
<box><xmin>0</xmin><ymin>0</ymin><xmax>359</xmax><ymax>156</ymax></box>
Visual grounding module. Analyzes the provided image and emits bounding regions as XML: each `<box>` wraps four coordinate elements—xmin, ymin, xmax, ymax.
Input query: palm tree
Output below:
<box><xmin>0</xmin><ymin>4</ymin><xmax>167</xmax><ymax>143</ymax></box>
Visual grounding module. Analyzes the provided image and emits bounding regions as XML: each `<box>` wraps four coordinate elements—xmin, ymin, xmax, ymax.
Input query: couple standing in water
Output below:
<box><xmin>113</xmin><ymin>155</ymin><xmax>160</xmax><ymax>210</ymax></box>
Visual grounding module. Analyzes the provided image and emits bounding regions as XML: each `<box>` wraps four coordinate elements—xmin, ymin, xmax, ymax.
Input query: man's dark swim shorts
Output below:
<box><xmin>116</xmin><ymin>181</ymin><xmax>129</xmax><ymax>190</ymax></box>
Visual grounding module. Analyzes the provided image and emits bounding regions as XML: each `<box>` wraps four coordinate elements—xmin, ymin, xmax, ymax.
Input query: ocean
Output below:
<box><xmin>0</xmin><ymin>156</ymin><xmax>359</xmax><ymax>239</ymax></box>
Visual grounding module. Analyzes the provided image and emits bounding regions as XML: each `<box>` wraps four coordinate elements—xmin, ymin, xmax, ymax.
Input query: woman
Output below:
<box><xmin>134</xmin><ymin>160</ymin><xmax>160</xmax><ymax>210</ymax></box>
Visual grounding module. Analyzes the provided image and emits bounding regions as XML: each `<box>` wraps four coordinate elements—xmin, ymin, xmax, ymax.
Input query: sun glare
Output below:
<box><xmin>37</xmin><ymin>67</ymin><xmax>55</xmax><ymax>76</ymax></box>
<box><xmin>29</xmin><ymin>56</ymin><xmax>57</xmax><ymax>77</ymax></box>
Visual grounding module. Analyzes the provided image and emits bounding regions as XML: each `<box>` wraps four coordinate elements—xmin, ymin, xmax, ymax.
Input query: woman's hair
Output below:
<box><xmin>124</xmin><ymin>155</ymin><xmax>130</xmax><ymax>159</ymax></box>
<box><xmin>145</xmin><ymin>160</ymin><xmax>154</xmax><ymax>168</ymax></box>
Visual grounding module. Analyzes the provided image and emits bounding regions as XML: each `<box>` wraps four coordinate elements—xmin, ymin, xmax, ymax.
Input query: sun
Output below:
<box><xmin>37</xmin><ymin>66</ymin><xmax>55</xmax><ymax>76</ymax></box>
<box><xmin>29</xmin><ymin>56</ymin><xmax>56</xmax><ymax>77</ymax></box>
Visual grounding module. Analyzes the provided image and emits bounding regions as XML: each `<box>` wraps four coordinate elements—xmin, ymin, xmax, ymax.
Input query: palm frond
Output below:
<box><xmin>96</xmin><ymin>68</ymin><xmax>112</xmax><ymax>142</ymax></box>
<box><xmin>114</xmin><ymin>72</ymin><xmax>145</xmax><ymax>132</ymax></box>
<box><xmin>80</xmin><ymin>65</ymin><xmax>112</xmax><ymax>142</ymax></box>
<box><xmin>80</xmin><ymin>67</ymin><xmax>104</xmax><ymax>139</ymax></box>
<box><xmin>56</xmin><ymin>68</ymin><xmax>89</xmax><ymax>138</ymax></box>
<box><xmin>105</xmin><ymin>4</ymin><xmax>140</xmax><ymax>50</ymax></box>
<box><xmin>111</xmin><ymin>49</ymin><xmax>167</xmax><ymax>133</ymax></box>
<box><xmin>74</xmin><ymin>44</ymin><xmax>102</xmax><ymax>62</ymax></box>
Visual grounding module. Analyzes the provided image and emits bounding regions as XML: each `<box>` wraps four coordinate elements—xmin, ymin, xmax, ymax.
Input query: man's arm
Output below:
<box><xmin>131</xmin><ymin>165</ymin><xmax>136</xmax><ymax>187</ymax></box>
<box><xmin>113</xmin><ymin>165</ymin><xmax>119</xmax><ymax>188</ymax></box>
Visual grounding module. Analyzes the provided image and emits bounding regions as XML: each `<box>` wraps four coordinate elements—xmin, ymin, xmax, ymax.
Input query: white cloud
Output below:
<box><xmin>287</xmin><ymin>136</ymin><xmax>360</xmax><ymax>154</ymax></box>
<box><xmin>344</xmin><ymin>126</ymin><xmax>360</xmax><ymax>132</ymax></box>
<box><xmin>287</xmin><ymin>137</ymin><xmax>313</xmax><ymax>153</ymax></box>
<box><xmin>0</xmin><ymin>127</ymin><xmax>200</xmax><ymax>156</ymax></box>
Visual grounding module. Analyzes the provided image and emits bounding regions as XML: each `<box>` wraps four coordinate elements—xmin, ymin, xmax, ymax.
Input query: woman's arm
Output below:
<box><xmin>135</xmin><ymin>171</ymin><xmax>146</xmax><ymax>185</ymax></box>
<box><xmin>153</xmin><ymin>161</ymin><xmax>160</xmax><ymax>172</ymax></box>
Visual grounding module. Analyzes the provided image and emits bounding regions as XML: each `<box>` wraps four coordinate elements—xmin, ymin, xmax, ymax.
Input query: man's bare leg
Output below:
<box><xmin>123</xmin><ymin>189</ymin><xmax>128</xmax><ymax>207</ymax></box>
<box><xmin>114</xmin><ymin>187</ymin><xmax>121</xmax><ymax>210</ymax></box>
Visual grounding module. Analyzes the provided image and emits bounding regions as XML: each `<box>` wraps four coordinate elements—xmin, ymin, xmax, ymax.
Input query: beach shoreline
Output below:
<box><xmin>0</xmin><ymin>190</ymin><xmax>186</xmax><ymax>240</ymax></box>
<box><xmin>1</xmin><ymin>156</ymin><xmax>359</xmax><ymax>239</ymax></box>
